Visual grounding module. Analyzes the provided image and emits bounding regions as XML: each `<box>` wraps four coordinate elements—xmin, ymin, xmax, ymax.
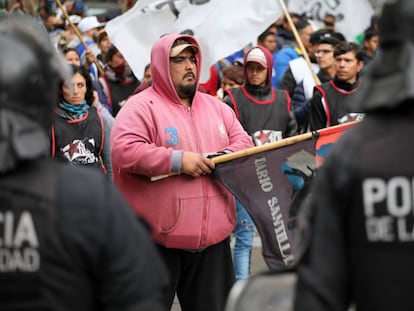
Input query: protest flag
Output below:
<box><xmin>287</xmin><ymin>0</ymin><xmax>374</xmax><ymax>42</ymax></box>
<box><xmin>212</xmin><ymin>122</ymin><xmax>357</xmax><ymax>270</ymax></box>
<box><xmin>105</xmin><ymin>0</ymin><xmax>283</xmax><ymax>82</ymax></box>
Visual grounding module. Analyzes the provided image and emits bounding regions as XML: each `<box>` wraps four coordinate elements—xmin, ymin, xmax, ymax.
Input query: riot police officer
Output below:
<box><xmin>294</xmin><ymin>1</ymin><xmax>414</xmax><ymax>310</ymax></box>
<box><xmin>0</xmin><ymin>13</ymin><xmax>168</xmax><ymax>311</ymax></box>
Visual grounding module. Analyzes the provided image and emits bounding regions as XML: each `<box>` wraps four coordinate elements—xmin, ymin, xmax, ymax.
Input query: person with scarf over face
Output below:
<box><xmin>51</xmin><ymin>64</ymin><xmax>112</xmax><ymax>179</ymax></box>
<box><xmin>101</xmin><ymin>45</ymin><xmax>140</xmax><ymax>116</ymax></box>
<box><xmin>111</xmin><ymin>33</ymin><xmax>254</xmax><ymax>311</ymax></box>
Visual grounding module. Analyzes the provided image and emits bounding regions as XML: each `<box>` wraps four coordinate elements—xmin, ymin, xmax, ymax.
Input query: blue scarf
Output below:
<box><xmin>56</xmin><ymin>100</ymin><xmax>90</xmax><ymax>120</ymax></box>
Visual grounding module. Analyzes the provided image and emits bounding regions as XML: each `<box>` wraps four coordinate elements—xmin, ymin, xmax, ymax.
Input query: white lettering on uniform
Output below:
<box><xmin>363</xmin><ymin>178</ymin><xmax>386</xmax><ymax>216</ymax></box>
<box><xmin>0</xmin><ymin>248</ymin><xmax>40</xmax><ymax>272</ymax></box>
<box><xmin>14</xmin><ymin>212</ymin><xmax>39</xmax><ymax>248</ymax></box>
<box><xmin>0</xmin><ymin>211</ymin><xmax>40</xmax><ymax>272</ymax></box>
<box><xmin>365</xmin><ymin>216</ymin><xmax>394</xmax><ymax>241</ymax></box>
<box><xmin>363</xmin><ymin>177</ymin><xmax>414</xmax><ymax>242</ymax></box>
<box><xmin>388</xmin><ymin>177</ymin><xmax>411</xmax><ymax>217</ymax></box>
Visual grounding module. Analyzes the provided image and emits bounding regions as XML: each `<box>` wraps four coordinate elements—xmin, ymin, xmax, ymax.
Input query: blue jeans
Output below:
<box><xmin>233</xmin><ymin>200</ymin><xmax>256</xmax><ymax>280</ymax></box>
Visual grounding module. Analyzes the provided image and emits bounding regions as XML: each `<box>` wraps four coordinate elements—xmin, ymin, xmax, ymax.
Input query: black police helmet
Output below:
<box><xmin>0</xmin><ymin>13</ymin><xmax>70</xmax><ymax>130</ymax></box>
<box><xmin>379</xmin><ymin>0</ymin><xmax>414</xmax><ymax>46</ymax></box>
<box><xmin>349</xmin><ymin>0</ymin><xmax>414</xmax><ymax>113</ymax></box>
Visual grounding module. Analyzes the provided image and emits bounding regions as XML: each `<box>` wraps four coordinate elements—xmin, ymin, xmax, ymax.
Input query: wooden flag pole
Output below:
<box><xmin>55</xmin><ymin>0</ymin><xmax>105</xmax><ymax>76</ymax></box>
<box><xmin>212</xmin><ymin>132</ymin><xmax>314</xmax><ymax>165</ymax></box>
<box><xmin>150</xmin><ymin>131</ymin><xmax>315</xmax><ymax>182</ymax></box>
<box><xmin>150</xmin><ymin>121</ymin><xmax>359</xmax><ymax>182</ymax></box>
<box><xmin>213</xmin><ymin>121</ymin><xmax>360</xmax><ymax>164</ymax></box>
<box><xmin>278</xmin><ymin>0</ymin><xmax>321</xmax><ymax>86</ymax></box>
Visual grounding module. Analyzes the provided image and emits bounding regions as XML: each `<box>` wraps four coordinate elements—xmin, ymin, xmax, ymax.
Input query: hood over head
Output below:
<box><xmin>150</xmin><ymin>33</ymin><xmax>201</xmax><ymax>103</ymax></box>
<box><xmin>243</xmin><ymin>46</ymin><xmax>274</xmax><ymax>87</ymax></box>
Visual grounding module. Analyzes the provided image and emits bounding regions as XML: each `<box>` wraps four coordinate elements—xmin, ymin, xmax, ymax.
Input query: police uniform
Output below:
<box><xmin>0</xmin><ymin>159</ymin><xmax>169</xmax><ymax>311</ymax></box>
<box><xmin>294</xmin><ymin>1</ymin><xmax>414</xmax><ymax>310</ymax></box>
<box><xmin>0</xmin><ymin>13</ymin><xmax>168</xmax><ymax>311</ymax></box>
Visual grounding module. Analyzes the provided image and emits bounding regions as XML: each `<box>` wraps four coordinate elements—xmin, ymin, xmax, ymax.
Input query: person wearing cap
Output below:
<box><xmin>223</xmin><ymin>46</ymin><xmax>297</xmax><ymax>146</ymax></box>
<box><xmin>279</xmin><ymin>29</ymin><xmax>345</xmax><ymax>98</ymax></box>
<box><xmin>76</xmin><ymin>15</ymin><xmax>104</xmax><ymax>65</ymax></box>
<box><xmin>57</xmin><ymin>14</ymin><xmax>82</xmax><ymax>50</ymax></box>
<box><xmin>0</xmin><ymin>13</ymin><xmax>168</xmax><ymax>311</ymax></box>
<box><xmin>294</xmin><ymin>1</ymin><xmax>414</xmax><ymax>310</ymax></box>
<box><xmin>111</xmin><ymin>33</ymin><xmax>253</xmax><ymax>311</ymax></box>
<box><xmin>309</xmin><ymin>41</ymin><xmax>364</xmax><ymax>131</ymax></box>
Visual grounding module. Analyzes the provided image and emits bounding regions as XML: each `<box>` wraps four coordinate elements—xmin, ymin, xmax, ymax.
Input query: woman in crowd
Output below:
<box><xmin>51</xmin><ymin>64</ymin><xmax>112</xmax><ymax>179</ymax></box>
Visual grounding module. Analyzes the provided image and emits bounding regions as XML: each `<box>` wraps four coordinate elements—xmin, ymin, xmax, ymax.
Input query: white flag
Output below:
<box><xmin>288</xmin><ymin>0</ymin><xmax>374</xmax><ymax>42</ymax></box>
<box><xmin>105</xmin><ymin>0</ymin><xmax>283</xmax><ymax>82</ymax></box>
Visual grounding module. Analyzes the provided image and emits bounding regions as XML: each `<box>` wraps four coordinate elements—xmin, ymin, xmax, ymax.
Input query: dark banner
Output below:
<box><xmin>213</xmin><ymin>123</ymin><xmax>356</xmax><ymax>269</ymax></box>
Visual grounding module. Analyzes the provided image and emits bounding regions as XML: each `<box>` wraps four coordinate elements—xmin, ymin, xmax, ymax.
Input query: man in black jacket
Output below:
<box><xmin>309</xmin><ymin>41</ymin><xmax>364</xmax><ymax>130</ymax></box>
<box><xmin>0</xmin><ymin>13</ymin><xmax>168</xmax><ymax>311</ymax></box>
<box><xmin>294</xmin><ymin>1</ymin><xmax>414</xmax><ymax>310</ymax></box>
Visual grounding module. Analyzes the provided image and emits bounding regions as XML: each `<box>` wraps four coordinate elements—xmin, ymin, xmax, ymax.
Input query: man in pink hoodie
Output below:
<box><xmin>110</xmin><ymin>33</ymin><xmax>253</xmax><ymax>311</ymax></box>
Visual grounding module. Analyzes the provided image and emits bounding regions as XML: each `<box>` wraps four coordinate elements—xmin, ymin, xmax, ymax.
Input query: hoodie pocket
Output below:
<box><xmin>158</xmin><ymin>194</ymin><xmax>235</xmax><ymax>249</ymax></box>
<box><xmin>160</xmin><ymin>196</ymin><xmax>204</xmax><ymax>234</ymax></box>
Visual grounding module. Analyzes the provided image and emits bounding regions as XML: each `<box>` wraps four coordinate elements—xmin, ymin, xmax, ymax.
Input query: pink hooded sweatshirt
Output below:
<box><xmin>110</xmin><ymin>33</ymin><xmax>253</xmax><ymax>249</ymax></box>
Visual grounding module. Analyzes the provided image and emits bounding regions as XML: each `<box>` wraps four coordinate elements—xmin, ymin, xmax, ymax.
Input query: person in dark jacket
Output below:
<box><xmin>292</xmin><ymin>36</ymin><xmax>341</xmax><ymax>132</ymax></box>
<box><xmin>309</xmin><ymin>41</ymin><xmax>364</xmax><ymax>130</ymax></box>
<box><xmin>0</xmin><ymin>13</ymin><xmax>168</xmax><ymax>311</ymax></box>
<box><xmin>294</xmin><ymin>1</ymin><xmax>414</xmax><ymax>310</ymax></box>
